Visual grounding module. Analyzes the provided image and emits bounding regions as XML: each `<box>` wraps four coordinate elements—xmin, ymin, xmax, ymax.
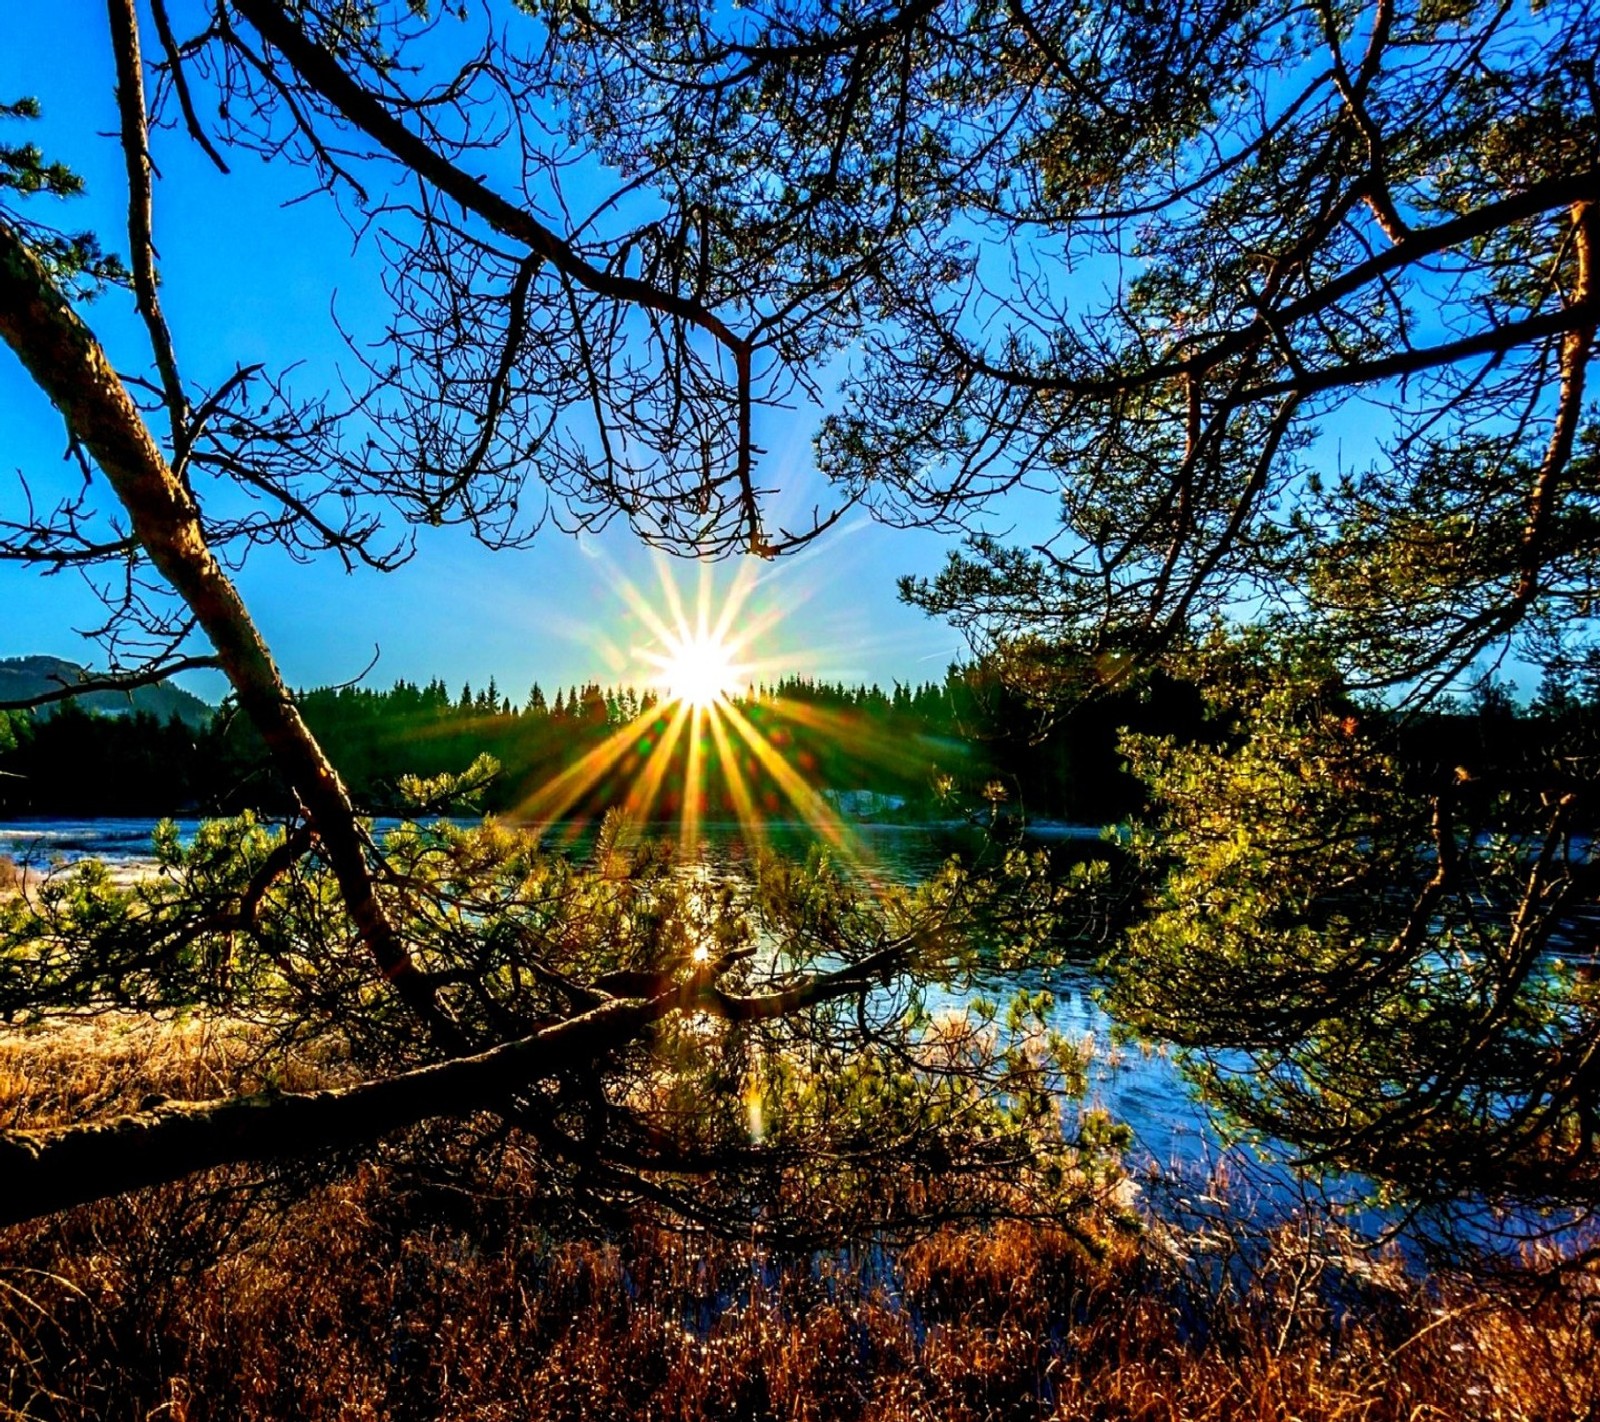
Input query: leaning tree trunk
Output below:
<box><xmin>0</xmin><ymin>998</ymin><xmax>655</xmax><ymax>1227</ymax></box>
<box><xmin>0</xmin><ymin>219</ymin><xmax>466</xmax><ymax>1055</ymax></box>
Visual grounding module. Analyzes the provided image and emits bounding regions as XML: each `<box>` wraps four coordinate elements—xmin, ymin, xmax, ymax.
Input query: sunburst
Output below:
<box><xmin>644</xmin><ymin>630</ymin><xmax>743</xmax><ymax>709</ymax></box>
<box><xmin>512</xmin><ymin>556</ymin><xmax>879</xmax><ymax>867</ymax></box>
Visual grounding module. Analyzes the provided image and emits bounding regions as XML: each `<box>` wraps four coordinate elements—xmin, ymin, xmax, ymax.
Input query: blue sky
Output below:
<box><xmin>0</xmin><ymin>0</ymin><xmax>1064</xmax><ymax>705</ymax></box>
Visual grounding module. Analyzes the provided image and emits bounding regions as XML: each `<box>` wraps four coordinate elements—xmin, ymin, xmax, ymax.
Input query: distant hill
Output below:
<box><xmin>0</xmin><ymin>656</ymin><xmax>213</xmax><ymax>729</ymax></box>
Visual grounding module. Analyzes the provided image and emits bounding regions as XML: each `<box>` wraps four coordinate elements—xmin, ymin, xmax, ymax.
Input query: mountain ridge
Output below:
<box><xmin>0</xmin><ymin>656</ymin><xmax>213</xmax><ymax>729</ymax></box>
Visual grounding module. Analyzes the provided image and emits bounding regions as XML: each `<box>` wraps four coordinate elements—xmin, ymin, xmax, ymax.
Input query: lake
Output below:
<box><xmin>9</xmin><ymin>815</ymin><xmax>1589</xmax><ymax>1258</ymax></box>
<box><xmin>0</xmin><ymin>813</ymin><xmax>1220</xmax><ymax>1179</ymax></box>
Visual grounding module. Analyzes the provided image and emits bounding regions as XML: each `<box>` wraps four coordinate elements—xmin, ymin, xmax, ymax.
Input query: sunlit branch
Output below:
<box><xmin>0</xmin><ymin>996</ymin><xmax>659</xmax><ymax>1228</ymax></box>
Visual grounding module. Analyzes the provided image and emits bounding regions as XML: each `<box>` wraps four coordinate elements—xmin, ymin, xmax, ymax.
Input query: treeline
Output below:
<box><xmin>0</xmin><ymin>700</ymin><xmax>221</xmax><ymax>817</ymax></box>
<box><xmin>0</xmin><ymin>669</ymin><xmax>1064</xmax><ymax>821</ymax></box>
<box><xmin>263</xmin><ymin>673</ymin><xmax>987</xmax><ymax>822</ymax></box>
<box><xmin>0</xmin><ymin>661</ymin><xmax>1187</xmax><ymax>822</ymax></box>
<box><xmin>6</xmin><ymin>660</ymin><xmax>1592</xmax><ymax>825</ymax></box>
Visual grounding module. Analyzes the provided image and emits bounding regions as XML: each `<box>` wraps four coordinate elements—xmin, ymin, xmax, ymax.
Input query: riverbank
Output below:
<box><xmin>0</xmin><ymin>851</ymin><xmax>155</xmax><ymax>903</ymax></box>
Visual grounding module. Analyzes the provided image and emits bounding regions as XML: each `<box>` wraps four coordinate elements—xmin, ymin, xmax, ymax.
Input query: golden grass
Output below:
<box><xmin>0</xmin><ymin>1013</ymin><xmax>348</xmax><ymax>1131</ymax></box>
<box><xmin>0</xmin><ymin>1018</ymin><xmax>1596</xmax><ymax>1421</ymax></box>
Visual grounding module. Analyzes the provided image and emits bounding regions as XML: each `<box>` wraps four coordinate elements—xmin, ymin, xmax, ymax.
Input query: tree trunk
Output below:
<box><xmin>0</xmin><ymin>220</ymin><xmax>465</xmax><ymax>1054</ymax></box>
<box><xmin>0</xmin><ymin>999</ymin><xmax>652</xmax><ymax>1227</ymax></box>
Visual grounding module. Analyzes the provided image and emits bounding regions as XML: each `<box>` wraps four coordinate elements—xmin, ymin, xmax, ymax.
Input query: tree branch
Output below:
<box><xmin>0</xmin><ymin>654</ymin><xmax>221</xmax><ymax>711</ymax></box>
<box><xmin>106</xmin><ymin>0</ymin><xmax>189</xmax><ymax>448</ymax></box>
<box><xmin>147</xmin><ymin>0</ymin><xmax>231</xmax><ymax>175</ymax></box>
<box><xmin>227</xmin><ymin>0</ymin><xmax>775</xmax><ymax>551</ymax></box>
<box><xmin>0</xmin><ymin>218</ymin><xmax>467</xmax><ymax>1055</ymax></box>
<box><xmin>0</xmin><ymin>996</ymin><xmax>657</xmax><ymax>1228</ymax></box>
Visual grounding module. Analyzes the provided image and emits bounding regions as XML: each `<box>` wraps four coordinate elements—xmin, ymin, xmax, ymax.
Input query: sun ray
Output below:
<box><xmin>507</xmin><ymin>554</ymin><xmax>918</xmax><ymax>893</ymax></box>
<box><xmin>620</xmin><ymin>698</ymin><xmax>695</xmax><ymax>825</ymax></box>
<box><xmin>512</xmin><ymin>706</ymin><xmax>663</xmax><ymax>829</ymax></box>
<box><xmin>760</xmin><ymin>697</ymin><xmax>957</xmax><ymax>781</ymax></box>
<box><xmin>705</xmin><ymin>699</ymin><xmax>769</xmax><ymax>858</ymax></box>
<box><xmin>719</xmin><ymin>700</ymin><xmax>865</xmax><ymax>868</ymax></box>
<box><xmin>674</xmin><ymin>704</ymin><xmax>701</xmax><ymax>854</ymax></box>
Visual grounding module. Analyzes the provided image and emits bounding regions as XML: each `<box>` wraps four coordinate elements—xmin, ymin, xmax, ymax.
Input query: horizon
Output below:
<box><xmin>0</xmin><ymin>647</ymin><xmax>968</xmax><ymax>709</ymax></box>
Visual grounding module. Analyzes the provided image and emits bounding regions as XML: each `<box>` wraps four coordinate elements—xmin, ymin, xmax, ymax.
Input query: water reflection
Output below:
<box><xmin>6</xmin><ymin>815</ymin><xmax>1586</xmax><ymax>1257</ymax></box>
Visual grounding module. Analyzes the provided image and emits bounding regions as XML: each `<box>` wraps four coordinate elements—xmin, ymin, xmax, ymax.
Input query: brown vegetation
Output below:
<box><xmin>1</xmin><ymin>1018</ymin><xmax>1596</xmax><ymax>1421</ymax></box>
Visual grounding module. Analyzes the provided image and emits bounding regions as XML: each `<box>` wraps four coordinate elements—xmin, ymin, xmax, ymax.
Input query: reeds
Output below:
<box><xmin>1</xmin><ymin>1017</ymin><xmax>1596</xmax><ymax>1421</ymax></box>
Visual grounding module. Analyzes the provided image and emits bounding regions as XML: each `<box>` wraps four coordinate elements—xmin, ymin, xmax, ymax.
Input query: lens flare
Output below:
<box><xmin>511</xmin><ymin>554</ymin><xmax>900</xmax><ymax>876</ymax></box>
<box><xmin>648</xmin><ymin>631</ymin><xmax>742</xmax><ymax>709</ymax></box>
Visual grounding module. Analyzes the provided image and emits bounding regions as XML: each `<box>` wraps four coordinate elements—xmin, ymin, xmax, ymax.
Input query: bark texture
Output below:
<box><xmin>0</xmin><ymin>220</ymin><xmax>465</xmax><ymax>1054</ymax></box>
<box><xmin>0</xmin><ymin>999</ymin><xmax>652</xmax><ymax>1227</ymax></box>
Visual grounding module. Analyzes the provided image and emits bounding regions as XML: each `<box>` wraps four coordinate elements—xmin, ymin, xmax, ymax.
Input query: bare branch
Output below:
<box><xmin>106</xmin><ymin>0</ymin><xmax>189</xmax><ymax>446</ymax></box>
<box><xmin>0</xmin><ymin>218</ymin><xmax>466</xmax><ymax>1055</ymax></box>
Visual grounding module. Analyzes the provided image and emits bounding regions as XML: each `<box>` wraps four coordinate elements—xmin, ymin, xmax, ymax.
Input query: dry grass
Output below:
<box><xmin>1</xmin><ymin>1018</ymin><xmax>1596</xmax><ymax>1421</ymax></box>
<box><xmin>0</xmin><ymin>1013</ymin><xmax>348</xmax><ymax>1132</ymax></box>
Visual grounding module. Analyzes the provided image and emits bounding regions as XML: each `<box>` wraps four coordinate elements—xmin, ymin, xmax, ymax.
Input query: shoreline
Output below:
<box><xmin>0</xmin><ymin>855</ymin><xmax>154</xmax><ymax>904</ymax></box>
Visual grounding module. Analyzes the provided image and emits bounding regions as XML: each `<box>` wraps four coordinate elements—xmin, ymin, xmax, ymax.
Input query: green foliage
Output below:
<box><xmin>1</xmin><ymin>813</ymin><xmax>1123</xmax><ymax>1238</ymax></box>
<box><xmin>0</xmin><ymin>100</ymin><xmax>82</xmax><ymax>197</ymax></box>
<box><xmin>1105</xmin><ymin>633</ymin><xmax>1600</xmax><ymax>1215</ymax></box>
<box><xmin>1</xmin><ymin>98</ymin><xmax>127</xmax><ymax>296</ymax></box>
<box><xmin>394</xmin><ymin>751</ymin><xmax>501</xmax><ymax>815</ymax></box>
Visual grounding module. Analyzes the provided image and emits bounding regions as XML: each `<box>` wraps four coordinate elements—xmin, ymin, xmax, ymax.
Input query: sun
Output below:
<box><xmin>511</xmin><ymin>554</ymin><xmax>872</xmax><ymax>871</ymax></box>
<box><xmin>656</xmin><ymin>631</ymin><xmax>740</xmax><ymax>708</ymax></box>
